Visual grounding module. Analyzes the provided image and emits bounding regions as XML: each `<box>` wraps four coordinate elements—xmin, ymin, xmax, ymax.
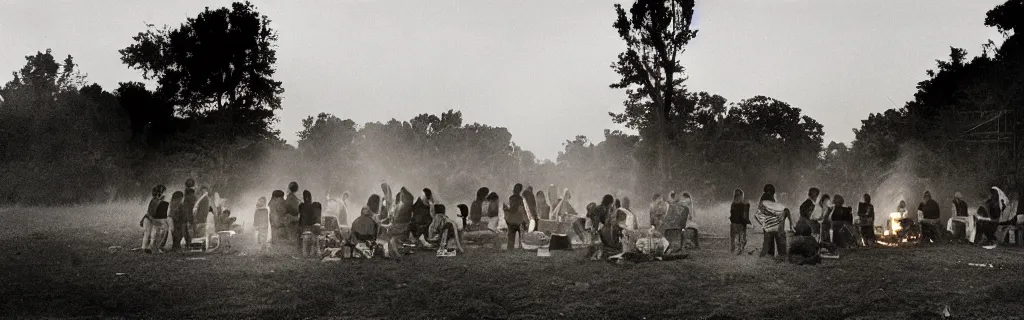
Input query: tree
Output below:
<box><xmin>609</xmin><ymin>0</ymin><xmax>698</xmax><ymax>189</ymax></box>
<box><xmin>119</xmin><ymin>1</ymin><xmax>283</xmax><ymax>140</ymax></box>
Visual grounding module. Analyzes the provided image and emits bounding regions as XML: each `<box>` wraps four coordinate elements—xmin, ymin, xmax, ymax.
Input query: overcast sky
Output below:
<box><xmin>0</xmin><ymin>0</ymin><xmax>1006</xmax><ymax>160</ymax></box>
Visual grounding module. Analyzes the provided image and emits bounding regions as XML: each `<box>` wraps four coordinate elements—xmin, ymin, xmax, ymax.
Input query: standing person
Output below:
<box><xmin>819</xmin><ymin>195</ymin><xmax>833</xmax><ymax>243</ymax></box>
<box><xmin>986</xmin><ymin>188</ymin><xmax>1004</xmax><ymax>244</ymax></box>
<box><xmin>680</xmin><ymin>193</ymin><xmax>699</xmax><ymax>249</ymax></box>
<box><xmin>756</xmin><ymin>184</ymin><xmax>788</xmax><ymax>259</ymax></box>
<box><xmin>140</xmin><ymin>185</ymin><xmax>168</xmax><ymax>253</ymax></box>
<box><xmin>523</xmin><ymin>186</ymin><xmax>538</xmax><ymax>225</ymax></box>
<box><xmin>338</xmin><ymin>192</ymin><xmax>350</xmax><ymax>226</ymax></box>
<box><xmin>917</xmin><ymin>191</ymin><xmax>942</xmax><ymax>244</ymax></box>
<box><xmin>297</xmin><ymin>190</ymin><xmax>322</xmax><ymax>255</ymax></box>
<box><xmin>799</xmin><ymin>188</ymin><xmax>821</xmax><ymax>240</ymax></box>
<box><xmin>536</xmin><ymin>190</ymin><xmax>551</xmax><ymax>220</ymax></box>
<box><xmin>857</xmin><ymin>194</ymin><xmax>876</xmax><ymax>247</ymax></box>
<box><xmin>285</xmin><ymin>182</ymin><xmax>301</xmax><ymax>246</ymax></box>
<box><xmin>268</xmin><ymin>190</ymin><xmax>286</xmax><ymax>247</ymax></box>
<box><xmin>830</xmin><ymin>195</ymin><xmax>854</xmax><ymax>248</ymax></box>
<box><xmin>729</xmin><ymin>189</ymin><xmax>751</xmax><ymax>255</ymax></box>
<box><xmin>503</xmin><ymin>184</ymin><xmax>530</xmax><ymax>250</ymax></box>
<box><xmin>486</xmin><ymin>191</ymin><xmax>501</xmax><ymax>231</ymax></box>
<box><xmin>193</xmin><ymin>186</ymin><xmax>212</xmax><ymax>239</ymax></box>
<box><xmin>253</xmin><ymin>197</ymin><xmax>270</xmax><ymax>252</ymax></box>
<box><xmin>168</xmin><ymin>191</ymin><xmax>187</xmax><ymax>251</ymax></box>
<box><xmin>174</xmin><ymin>189</ymin><xmax>196</xmax><ymax>251</ymax></box>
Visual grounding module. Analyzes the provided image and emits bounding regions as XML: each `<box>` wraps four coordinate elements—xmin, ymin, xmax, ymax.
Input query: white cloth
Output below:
<box><xmin>947</xmin><ymin>216</ymin><xmax>975</xmax><ymax>243</ymax></box>
<box><xmin>142</xmin><ymin>218</ymin><xmax>168</xmax><ymax>250</ymax></box>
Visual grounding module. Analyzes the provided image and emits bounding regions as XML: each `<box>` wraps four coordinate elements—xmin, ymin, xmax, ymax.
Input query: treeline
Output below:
<box><xmin>1</xmin><ymin>0</ymin><xmax>1021</xmax><ymax>210</ymax></box>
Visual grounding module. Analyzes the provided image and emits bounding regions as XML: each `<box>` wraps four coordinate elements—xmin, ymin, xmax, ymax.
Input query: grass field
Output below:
<box><xmin>2</xmin><ymin>203</ymin><xmax>1024</xmax><ymax>319</ymax></box>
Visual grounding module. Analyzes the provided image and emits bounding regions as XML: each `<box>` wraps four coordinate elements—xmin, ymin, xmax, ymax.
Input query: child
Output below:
<box><xmin>254</xmin><ymin>197</ymin><xmax>270</xmax><ymax>251</ymax></box>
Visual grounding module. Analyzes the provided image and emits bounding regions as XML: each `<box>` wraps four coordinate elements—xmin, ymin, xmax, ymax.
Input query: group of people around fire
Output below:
<box><xmin>139</xmin><ymin>178</ymin><xmax>1024</xmax><ymax>263</ymax></box>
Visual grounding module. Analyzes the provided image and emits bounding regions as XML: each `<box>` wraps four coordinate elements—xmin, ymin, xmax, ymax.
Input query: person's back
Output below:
<box><xmin>183</xmin><ymin>189</ymin><xmax>197</xmax><ymax>224</ymax></box>
<box><xmin>857</xmin><ymin>203</ymin><xmax>874</xmax><ymax>226</ymax></box>
<box><xmin>506</xmin><ymin>194</ymin><xmax>527</xmax><ymax>225</ymax></box>
<box><xmin>730</xmin><ymin>202</ymin><xmax>750</xmax><ymax>225</ymax></box>
<box><xmin>285</xmin><ymin>192</ymin><xmax>301</xmax><ymax>220</ymax></box>
<box><xmin>351</xmin><ymin>207</ymin><xmax>378</xmax><ymax>242</ymax></box>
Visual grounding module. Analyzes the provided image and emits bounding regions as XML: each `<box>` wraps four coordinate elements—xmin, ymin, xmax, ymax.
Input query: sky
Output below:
<box><xmin>0</xmin><ymin>0</ymin><xmax>1007</xmax><ymax>160</ymax></box>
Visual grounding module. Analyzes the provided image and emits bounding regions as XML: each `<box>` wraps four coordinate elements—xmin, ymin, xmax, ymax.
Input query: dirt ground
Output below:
<box><xmin>2</xmin><ymin>204</ymin><xmax>1023</xmax><ymax>319</ymax></box>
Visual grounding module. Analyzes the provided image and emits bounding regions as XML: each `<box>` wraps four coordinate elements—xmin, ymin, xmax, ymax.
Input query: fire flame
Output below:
<box><xmin>883</xmin><ymin>212</ymin><xmax>902</xmax><ymax>236</ymax></box>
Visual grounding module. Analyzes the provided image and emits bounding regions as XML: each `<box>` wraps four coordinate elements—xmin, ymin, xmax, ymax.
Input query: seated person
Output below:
<box><xmin>347</xmin><ymin>206</ymin><xmax>394</xmax><ymax>258</ymax></box>
<box><xmin>976</xmin><ymin>206</ymin><xmax>999</xmax><ymax>247</ymax></box>
<box><xmin>788</xmin><ymin>218</ymin><xmax>821</xmax><ymax>265</ymax></box>
<box><xmin>426</xmin><ymin>204</ymin><xmax>463</xmax><ymax>252</ymax></box>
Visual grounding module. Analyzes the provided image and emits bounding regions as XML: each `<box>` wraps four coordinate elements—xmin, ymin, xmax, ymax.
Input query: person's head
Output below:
<box><xmin>199</xmin><ymin>186</ymin><xmax>209</xmax><ymax>196</ymax></box>
<box><xmin>185</xmin><ymin>178</ymin><xmax>195</xmax><ymax>189</ymax></box>
<box><xmin>601</xmin><ymin>194</ymin><xmax>614</xmax><ymax>207</ymax></box>
<box><xmin>513</xmin><ymin>183</ymin><xmax>523</xmax><ymax>195</ymax></box>
<box><xmin>433</xmin><ymin>204</ymin><xmax>445</xmax><ymax>215</ymax></box>
<box><xmin>923</xmin><ymin>191</ymin><xmax>932</xmax><ymax>201</ymax></box>
<box><xmin>669</xmin><ymin>191</ymin><xmax>677</xmax><ymax>201</ymax></box>
<box><xmin>614</xmin><ymin>199</ymin><xmax>621</xmax><ymax>209</ymax></box>
<box><xmin>487</xmin><ymin>192</ymin><xmax>499</xmax><ymax>202</ymax></box>
<box><xmin>524</xmin><ymin>185</ymin><xmax>534</xmax><ymax>194</ymax></box>
<box><xmin>537</xmin><ymin>190</ymin><xmax>547</xmax><ymax>203</ymax></box>
<box><xmin>863</xmin><ymin>193</ymin><xmax>871</xmax><ymax>204</ymax></box>
<box><xmin>734</xmin><ymin>189</ymin><xmax>745</xmax><ymax>202</ymax></box>
<box><xmin>833</xmin><ymin>195</ymin><xmax>845</xmax><ymax>207</ymax></box>
<box><xmin>360</xmin><ymin>206</ymin><xmax>373</xmax><ymax>217</ymax></box>
<box><xmin>563</xmin><ymin>189</ymin><xmax>572</xmax><ymax>200</ymax></box>
<box><xmin>271</xmin><ymin>190</ymin><xmax>284</xmax><ymax>199</ymax></box>
<box><xmin>457</xmin><ymin>204</ymin><xmax>469</xmax><ymax>216</ymax></box>
<box><xmin>185</xmin><ymin>188</ymin><xmax>196</xmax><ymax>197</ymax></box>
<box><xmin>303</xmin><ymin>190</ymin><xmax>312</xmax><ymax>203</ymax></box>
<box><xmin>257</xmin><ymin>196</ymin><xmax>267</xmax><ymax>208</ymax></box>
<box><xmin>366</xmin><ymin>194</ymin><xmax>381</xmax><ymax>214</ymax></box>
<box><xmin>422</xmin><ymin>188</ymin><xmax>433</xmax><ymax>201</ymax></box>
<box><xmin>476</xmin><ymin>187</ymin><xmax>490</xmax><ymax>201</ymax></box>
<box><xmin>288</xmin><ymin>181</ymin><xmax>298</xmax><ymax>193</ymax></box>
<box><xmin>978</xmin><ymin>205</ymin><xmax>989</xmax><ymax>218</ymax></box>
<box><xmin>342</xmin><ymin>192</ymin><xmax>349</xmax><ymax>202</ymax></box>
<box><xmin>586</xmin><ymin>202</ymin><xmax>597</xmax><ymax>214</ymax></box>
<box><xmin>763</xmin><ymin>184</ymin><xmax>776</xmax><ymax>196</ymax></box>
<box><xmin>381</xmin><ymin>183</ymin><xmax>389</xmax><ymax>193</ymax></box>
<box><xmin>622</xmin><ymin>197</ymin><xmax>631</xmax><ymax>210</ymax></box>
<box><xmin>152</xmin><ymin>185</ymin><xmax>166</xmax><ymax>198</ymax></box>
<box><xmin>820</xmin><ymin>194</ymin><xmax>831</xmax><ymax>206</ymax></box>
<box><xmin>681</xmin><ymin>192</ymin><xmax>691</xmax><ymax>201</ymax></box>
<box><xmin>808</xmin><ymin>188</ymin><xmax>820</xmax><ymax>200</ymax></box>
<box><xmin>989</xmin><ymin>188</ymin><xmax>999</xmax><ymax>199</ymax></box>
<box><xmin>898</xmin><ymin>200</ymin><xmax>907</xmax><ymax>208</ymax></box>
<box><xmin>171</xmin><ymin>191</ymin><xmax>184</xmax><ymax>202</ymax></box>
<box><xmin>652</xmin><ymin>193</ymin><xmax>662</xmax><ymax>202</ymax></box>
<box><xmin>954</xmin><ymin>192</ymin><xmax>963</xmax><ymax>200</ymax></box>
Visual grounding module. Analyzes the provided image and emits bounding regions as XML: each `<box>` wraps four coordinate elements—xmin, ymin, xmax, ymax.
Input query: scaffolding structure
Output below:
<box><xmin>954</xmin><ymin>108</ymin><xmax>1021</xmax><ymax>189</ymax></box>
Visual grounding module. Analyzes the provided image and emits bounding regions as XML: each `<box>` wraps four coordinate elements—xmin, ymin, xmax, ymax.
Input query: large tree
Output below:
<box><xmin>609</xmin><ymin>0</ymin><xmax>698</xmax><ymax>189</ymax></box>
<box><xmin>119</xmin><ymin>1</ymin><xmax>283</xmax><ymax>140</ymax></box>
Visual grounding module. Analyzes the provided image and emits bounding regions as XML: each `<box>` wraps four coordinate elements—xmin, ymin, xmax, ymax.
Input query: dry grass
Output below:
<box><xmin>1</xmin><ymin>204</ymin><xmax>1023</xmax><ymax>319</ymax></box>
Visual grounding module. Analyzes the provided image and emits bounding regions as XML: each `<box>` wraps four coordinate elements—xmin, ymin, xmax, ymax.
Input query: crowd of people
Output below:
<box><xmin>137</xmin><ymin>178</ymin><xmax>1024</xmax><ymax>263</ymax></box>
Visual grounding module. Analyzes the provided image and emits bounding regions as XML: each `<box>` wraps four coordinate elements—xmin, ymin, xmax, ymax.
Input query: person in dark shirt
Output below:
<box><xmin>788</xmin><ymin>216</ymin><xmax>822</xmax><ymax>265</ymax></box>
<box><xmin>799</xmin><ymin>188</ymin><xmax>821</xmax><ymax>241</ymax></box>
<box><xmin>948</xmin><ymin>192</ymin><xmax>970</xmax><ymax>241</ymax></box>
<box><xmin>857</xmin><ymin>194</ymin><xmax>876</xmax><ymax>247</ymax></box>
<box><xmin>917</xmin><ymin>191</ymin><xmax>942</xmax><ymax>244</ymax></box>
<box><xmin>729</xmin><ymin>188</ymin><xmax>751</xmax><ymax>255</ymax></box>
<box><xmin>976</xmin><ymin>205</ymin><xmax>999</xmax><ymax>246</ymax></box>
<box><xmin>285</xmin><ymin>182</ymin><xmax>301</xmax><ymax>246</ymax></box>
<box><xmin>297</xmin><ymin>190</ymin><xmax>322</xmax><ymax>254</ymax></box>
<box><xmin>411</xmin><ymin>189</ymin><xmax>434</xmax><ymax>243</ymax></box>
<box><xmin>830</xmin><ymin>195</ymin><xmax>854</xmax><ymax>248</ymax></box>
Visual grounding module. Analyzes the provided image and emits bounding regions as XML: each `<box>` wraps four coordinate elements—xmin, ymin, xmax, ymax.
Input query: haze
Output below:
<box><xmin>0</xmin><ymin>0</ymin><xmax>1005</xmax><ymax>160</ymax></box>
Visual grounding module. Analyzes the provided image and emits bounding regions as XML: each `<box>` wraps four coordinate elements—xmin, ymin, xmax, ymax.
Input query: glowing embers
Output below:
<box><xmin>877</xmin><ymin>212</ymin><xmax>919</xmax><ymax>247</ymax></box>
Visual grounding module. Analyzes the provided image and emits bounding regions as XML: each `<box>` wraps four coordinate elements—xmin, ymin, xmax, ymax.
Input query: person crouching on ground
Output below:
<box><xmin>788</xmin><ymin>216</ymin><xmax>822</xmax><ymax>265</ymax></box>
<box><xmin>729</xmin><ymin>189</ymin><xmax>751</xmax><ymax>255</ymax></box>
<box><xmin>254</xmin><ymin>196</ymin><xmax>270</xmax><ymax>252</ymax></box>
<box><xmin>830</xmin><ymin>195</ymin><xmax>855</xmax><ymax>248</ymax></box>
<box><xmin>756</xmin><ymin>184</ymin><xmax>788</xmax><ymax>260</ymax></box>
<box><xmin>141</xmin><ymin>185</ymin><xmax>168</xmax><ymax>253</ymax></box>
<box><xmin>917</xmin><ymin>191</ymin><xmax>942</xmax><ymax>244</ymax></box>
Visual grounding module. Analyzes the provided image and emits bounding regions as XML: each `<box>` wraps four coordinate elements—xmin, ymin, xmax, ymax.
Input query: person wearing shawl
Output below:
<box><xmin>857</xmin><ymin>194</ymin><xmax>876</xmax><ymax>247</ymax></box>
<box><xmin>991</xmin><ymin>187</ymin><xmax>1016</xmax><ymax>243</ymax></box>
<box><xmin>729</xmin><ymin>189</ymin><xmax>751</xmax><ymax>255</ymax></box>
<box><xmin>536</xmin><ymin>190</ymin><xmax>551</xmax><ymax>220</ymax></box>
<box><xmin>756</xmin><ymin>184</ymin><xmax>788</xmax><ymax>259</ymax></box>
<box><xmin>338</xmin><ymin>192</ymin><xmax>350</xmax><ymax>226</ymax></box>
<box><xmin>680</xmin><ymin>193</ymin><xmax>699</xmax><ymax>249</ymax></box>
<box><xmin>917</xmin><ymin>191</ymin><xmax>942</xmax><ymax>244</ymax></box>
